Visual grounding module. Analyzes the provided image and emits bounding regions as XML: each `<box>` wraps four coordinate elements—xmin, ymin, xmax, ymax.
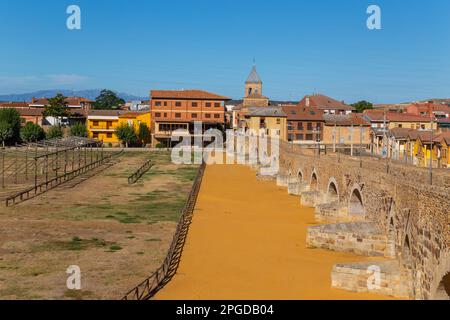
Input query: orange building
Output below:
<box><xmin>150</xmin><ymin>90</ymin><xmax>230</xmax><ymax>147</ymax></box>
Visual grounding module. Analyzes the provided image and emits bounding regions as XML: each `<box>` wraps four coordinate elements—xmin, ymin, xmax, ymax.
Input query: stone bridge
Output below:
<box><xmin>267</xmin><ymin>142</ymin><xmax>449</xmax><ymax>300</ymax></box>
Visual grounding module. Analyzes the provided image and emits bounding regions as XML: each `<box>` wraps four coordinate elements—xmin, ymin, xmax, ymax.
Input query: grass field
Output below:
<box><xmin>0</xmin><ymin>150</ymin><xmax>198</xmax><ymax>300</ymax></box>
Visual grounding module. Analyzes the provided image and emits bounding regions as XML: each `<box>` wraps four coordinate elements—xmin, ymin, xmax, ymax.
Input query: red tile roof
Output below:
<box><xmin>323</xmin><ymin>114</ymin><xmax>370</xmax><ymax>126</ymax></box>
<box><xmin>364</xmin><ymin>110</ymin><xmax>433</xmax><ymax>122</ymax></box>
<box><xmin>17</xmin><ymin>108</ymin><xmax>44</xmax><ymax>117</ymax></box>
<box><xmin>298</xmin><ymin>94</ymin><xmax>355</xmax><ymax>111</ymax></box>
<box><xmin>151</xmin><ymin>90</ymin><xmax>230</xmax><ymax>101</ymax></box>
<box><xmin>281</xmin><ymin>105</ymin><xmax>324</xmax><ymax>121</ymax></box>
<box><xmin>0</xmin><ymin>102</ymin><xmax>29</xmax><ymax>108</ymax></box>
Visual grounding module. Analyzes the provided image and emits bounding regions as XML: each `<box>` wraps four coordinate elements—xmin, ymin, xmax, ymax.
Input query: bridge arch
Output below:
<box><xmin>348</xmin><ymin>184</ymin><xmax>365</xmax><ymax>216</ymax></box>
<box><xmin>327</xmin><ymin>178</ymin><xmax>339</xmax><ymax>202</ymax></box>
<box><xmin>402</xmin><ymin>234</ymin><xmax>413</xmax><ymax>270</ymax></box>
<box><xmin>432</xmin><ymin>251</ymin><xmax>450</xmax><ymax>300</ymax></box>
<box><xmin>310</xmin><ymin>169</ymin><xmax>318</xmax><ymax>190</ymax></box>
<box><xmin>297</xmin><ymin>168</ymin><xmax>304</xmax><ymax>182</ymax></box>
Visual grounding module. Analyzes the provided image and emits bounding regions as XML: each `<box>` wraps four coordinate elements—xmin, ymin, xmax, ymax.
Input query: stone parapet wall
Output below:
<box><xmin>278</xmin><ymin>141</ymin><xmax>450</xmax><ymax>299</ymax></box>
<box><xmin>307</xmin><ymin>222</ymin><xmax>391</xmax><ymax>257</ymax></box>
<box><xmin>332</xmin><ymin>261</ymin><xmax>412</xmax><ymax>298</ymax></box>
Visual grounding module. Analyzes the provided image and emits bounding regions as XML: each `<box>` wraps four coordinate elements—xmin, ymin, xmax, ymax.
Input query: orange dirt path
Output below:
<box><xmin>155</xmin><ymin>164</ymin><xmax>394</xmax><ymax>300</ymax></box>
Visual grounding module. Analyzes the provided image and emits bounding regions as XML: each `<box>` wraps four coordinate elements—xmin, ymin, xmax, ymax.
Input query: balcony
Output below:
<box><xmin>89</xmin><ymin>125</ymin><xmax>116</xmax><ymax>132</ymax></box>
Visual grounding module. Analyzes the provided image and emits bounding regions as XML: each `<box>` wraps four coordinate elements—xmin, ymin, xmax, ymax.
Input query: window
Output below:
<box><xmin>398</xmin><ymin>124</ymin><xmax>403</xmax><ymax>128</ymax></box>
<box><xmin>164</xmin><ymin>102</ymin><xmax>168</xmax><ymax>107</ymax></box>
<box><xmin>155</xmin><ymin>101</ymin><xmax>162</xmax><ymax>107</ymax></box>
<box><xmin>93</xmin><ymin>121</ymin><xmax>99</xmax><ymax>126</ymax></box>
<box><xmin>175</xmin><ymin>102</ymin><xmax>182</xmax><ymax>107</ymax></box>
<box><xmin>155</xmin><ymin>112</ymin><xmax>161</xmax><ymax>117</ymax></box>
<box><xmin>175</xmin><ymin>113</ymin><xmax>181</xmax><ymax>118</ymax></box>
<box><xmin>306</xmin><ymin>134</ymin><xmax>313</xmax><ymax>140</ymax></box>
<box><xmin>192</xmin><ymin>102</ymin><xmax>198</xmax><ymax>107</ymax></box>
<box><xmin>205</xmin><ymin>103</ymin><xmax>211</xmax><ymax>108</ymax></box>
<box><xmin>93</xmin><ymin>133</ymin><xmax>99</xmax><ymax>138</ymax></box>
<box><xmin>107</xmin><ymin>133</ymin><xmax>113</xmax><ymax>138</ymax></box>
<box><xmin>296</xmin><ymin>134</ymin><xmax>304</xmax><ymax>140</ymax></box>
<box><xmin>214</xmin><ymin>103</ymin><xmax>220</xmax><ymax>108</ymax></box>
<box><xmin>214</xmin><ymin>114</ymin><xmax>220</xmax><ymax>119</ymax></box>
<box><xmin>192</xmin><ymin>113</ymin><xmax>198</xmax><ymax>118</ymax></box>
<box><xmin>205</xmin><ymin>114</ymin><xmax>211</xmax><ymax>119</ymax></box>
<box><xmin>307</xmin><ymin>123</ymin><xmax>313</xmax><ymax>130</ymax></box>
<box><xmin>288</xmin><ymin>134</ymin><xmax>293</xmax><ymax>141</ymax></box>
<box><xmin>276</xmin><ymin>118</ymin><xmax>281</xmax><ymax>125</ymax></box>
<box><xmin>298</xmin><ymin>123</ymin><xmax>304</xmax><ymax>130</ymax></box>
<box><xmin>164</xmin><ymin>113</ymin><xmax>168</xmax><ymax>117</ymax></box>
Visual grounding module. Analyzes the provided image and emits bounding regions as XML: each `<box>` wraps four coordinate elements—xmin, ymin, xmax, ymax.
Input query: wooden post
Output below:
<box><xmin>2</xmin><ymin>149</ymin><xmax>4</xmax><ymax>189</ymax></box>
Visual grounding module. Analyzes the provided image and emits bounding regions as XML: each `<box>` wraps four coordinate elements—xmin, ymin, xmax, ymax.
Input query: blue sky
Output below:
<box><xmin>0</xmin><ymin>0</ymin><xmax>449</xmax><ymax>103</ymax></box>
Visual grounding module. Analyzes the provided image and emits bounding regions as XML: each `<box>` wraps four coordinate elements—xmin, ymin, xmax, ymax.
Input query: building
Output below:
<box><xmin>87</xmin><ymin>110</ymin><xmax>122</xmax><ymax>144</ymax></box>
<box><xmin>363</xmin><ymin>110</ymin><xmax>437</xmax><ymax>131</ymax></box>
<box><xmin>0</xmin><ymin>102</ymin><xmax>30</xmax><ymax>109</ymax></box>
<box><xmin>30</xmin><ymin>96</ymin><xmax>94</xmax><ymax>111</ymax></box>
<box><xmin>150</xmin><ymin>89</ymin><xmax>230</xmax><ymax>147</ymax></box>
<box><xmin>322</xmin><ymin>114</ymin><xmax>371</xmax><ymax>150</ymax></box>
<box><xmin>245</xmin><ymin>107</ymin><xmax>287</xmax><ymax>141</ymax></box>
<box><xmin>242</xmin><ymin>66</ymin><xmax>269</xmax><ymax>108</ymax></box>
<box><xmin>437</xmin><ymin>118</ymin><xmax>450</xmax><ymax>132</ymax></box>
<box><xmin>125</xmin><ymin>100</ymin><xmax>150</xmax><ymax>111</ymax></box>
<box><xmin>433</xmin><ymin>133</ymin><xmax>450</xmax><ymax>168</ymax></box>
<box><xmin>386</xmin><ymin>127</ymin><xmax>415</xmax><ymax>160</ymax></box>
<box><xmin>233</xmin><ymin>66</ymin><xmax>271</xmax><ymax>131</ymax></box>
<box><xmin>298</xmin><ymin>94</ymin><xmax>355</xmax><ymax>115</ymax></box>
<box><xmin>17</xmin><ymin>108</ymin><xmax>45</xmax><ymax>126</ymax></box>
<box><xmin>405</xmin><ymin>102</ymin><xmax>450</xmax><ymax>119</ymax></box>
<box><xmin>281</xmin><ymin>104</ymin><xmax>324</xmax><ymax>144</ymax></box>
<box><xmin>87</xmin><ymin>110</ymin><xmax>151</xmax><ymax>146</ymax></box>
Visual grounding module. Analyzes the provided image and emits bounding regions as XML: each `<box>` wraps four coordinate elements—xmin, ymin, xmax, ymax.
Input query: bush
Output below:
<box><xmin>46</xmin><ymin>126</ymin><xmax>64</xmax><ymax>140</ymax></box>
<box><xmin>0</xmin><ymin>108</ymin><xmax>21</xmax><ymax>146</ymax></box>
<box><xmin>70</xmin><ymin>123</ymin><xmax>88</xmax><ymax>137</ymax></box>
<box><xmin>21</xmin><ymin>122</ymin><xmax>45</xmax><ymax>143</ymax></box>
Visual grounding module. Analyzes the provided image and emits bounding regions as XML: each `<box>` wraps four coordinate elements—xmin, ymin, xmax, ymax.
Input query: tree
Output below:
<box><xmin>138</xmin><ymin>123</ymin><xmax>150</xmax><ymax>145</ymax></box>
<box><xmin>70</xmin><ymin>123</ymin><xmax>88</xmax><ymax>137</ymax></box>
<box><xmin>0</xmin><ymin>122</ymin><xmax>14</xmax><ymax>147</ymax></box>
<box><xmin>46</xmin><ymin>126</ymin><xmax>64</xmax><ymax>140</ymax></box>
<box><xmin>93</xmin><ymin>89</ymin><xmax>125</xmax><ymax>110</ymax></box>
<box><xmin>0</xmin><ymin>108</ymin><xmax>21</xmax><ymax>146</ymax></box>
<box><xmin>44</xmin><ymin>93</ymin><xmax>69</xmax><ymax>124</ymax></box>
<box><xmin>351</xmin><ymin>100</ymin><xmax>374</xmax><ymax>113</ymax></box>
<box><xmin>21</xmin><ymin>122</ymin><xmax>45</xmax><ymax>143</ymax></box>
<box><xmin>115</xmin><ymin>123</ymin><xmax>137</xmax><ymax>148</ymax></box>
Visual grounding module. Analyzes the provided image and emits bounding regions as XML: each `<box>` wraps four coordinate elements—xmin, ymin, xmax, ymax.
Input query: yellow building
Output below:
<box><xmin>87</xmin><ymin>110</ymin><xmax>151</xmax><ymax>145</ymax></box>
<box><xmin>245</xmin><ymin>107</ymin><xmax>287</xmax><ymax>141</ymax></box>
<box><xmin>433</xmin><ymin>133</ymin><xmax>450</xmax><ymax>168</ymax></box>
<box><xmin>406</xmin><ymin>131</ymin><xmax>440</xmax><ymax>167</ymax></box>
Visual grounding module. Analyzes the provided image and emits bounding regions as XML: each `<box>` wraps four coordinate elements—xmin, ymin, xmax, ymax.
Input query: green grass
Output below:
<box><xmin>32</xmin><ymin>237</ymin><xmax>114</xmax><ymax>252</ymax></box>
<box><xmin>64</xmin><ymin>290</ymin><xmax>95</xmax><ymax>300</ymax></box>
<box><xmin>108</xmin><ymin>245</ymin><xmax>122</xmax><ymax>252</ymax></box>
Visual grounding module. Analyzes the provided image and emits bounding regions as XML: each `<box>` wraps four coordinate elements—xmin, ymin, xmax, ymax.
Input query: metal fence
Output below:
<box><xmin>128</xmin><ymin>160</ymin><xmax>153</xmax><ymax>184</ymax></box>
<box><xmin>122</xmin><ymin>161</ymin><xmax>206</xmax><ymax>300</ymax></box>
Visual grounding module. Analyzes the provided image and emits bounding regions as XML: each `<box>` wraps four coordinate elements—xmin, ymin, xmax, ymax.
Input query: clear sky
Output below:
<box><xmin>1</xmin><ymin>0</ymin><xmax>449</xmax><ymax>103</ymax></box>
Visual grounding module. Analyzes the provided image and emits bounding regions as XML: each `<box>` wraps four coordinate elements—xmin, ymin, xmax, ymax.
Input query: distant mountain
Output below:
<box><xmin>0</xmin><ymin>89</ymin><xmax>147</xmax><ymax>102</ymax></box>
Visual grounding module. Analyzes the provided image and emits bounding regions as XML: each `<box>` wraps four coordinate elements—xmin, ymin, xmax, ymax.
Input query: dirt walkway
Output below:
<box><xmin>156</xmin><ymin>164</ymin><xmax>394</xmax><ymax>300</ymax></box>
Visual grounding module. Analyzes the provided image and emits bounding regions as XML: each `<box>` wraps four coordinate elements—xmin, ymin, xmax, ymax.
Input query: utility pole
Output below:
<box><xmin>429</xmin><ymin>102</ymin><xmax>434</xmax><ymax>185</ymax></box>
<box><xmin>333</xmin><ymin>121</ymin><xmax>337</xmax><ymax>153</ymax></box>
<box><xmin>350</xmin><ymin>124</ymin><xmax>354</xmax><ymax>157</ymax></box>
